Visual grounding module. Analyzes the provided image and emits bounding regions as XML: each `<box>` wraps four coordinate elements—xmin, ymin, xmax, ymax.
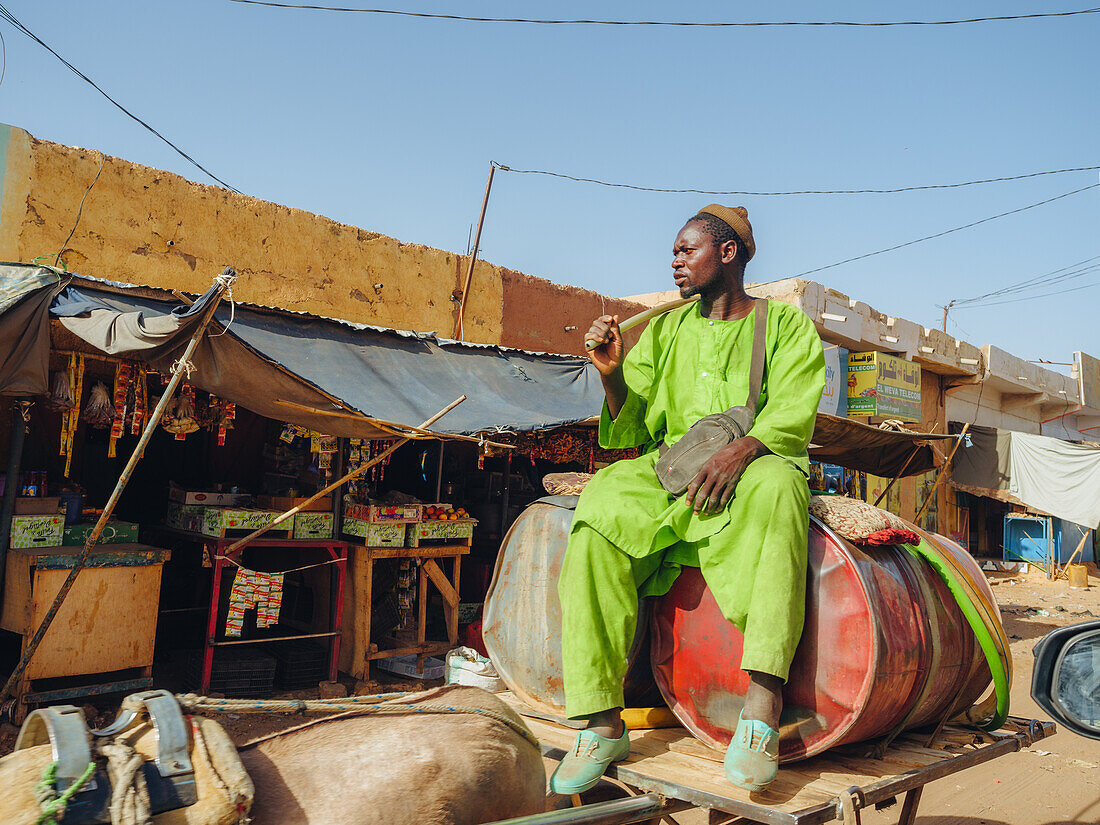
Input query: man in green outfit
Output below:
<box><xmin>549</xmin><ymin>205</ymin><xmax>826</xmax><ymax>794</ymax></box>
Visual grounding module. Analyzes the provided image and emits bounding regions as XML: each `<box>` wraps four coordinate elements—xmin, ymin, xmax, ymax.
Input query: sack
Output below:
<box><xmin>653</xmin><ymin>300</ymin><xmax>768</xmax><ymax>496</ymax></box>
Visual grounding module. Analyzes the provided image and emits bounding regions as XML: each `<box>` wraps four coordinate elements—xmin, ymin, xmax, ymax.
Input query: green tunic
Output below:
<box><xmin>559</xmin><ymin>298</ymin><xmax>826</xmax><ymax>717</ymax></box>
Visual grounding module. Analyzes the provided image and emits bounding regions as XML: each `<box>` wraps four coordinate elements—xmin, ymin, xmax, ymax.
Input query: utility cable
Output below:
<box><xmin>955</xmin><ymin>269</ymin><xmax>1100</xmax><ymax>309</ymax></box>
<box><xmin>55</xmin><ymin>151</ymin><xmax>105</xmax><ymax>268</ymax></box>
<box><xmin>952</xmin><ymin>254</ymin><xmax>1100</xmax><ymax>306</ymax></box>
<box><xmin>792</xmin><ymin>183</ymin><xmax>1099</xmax><ymax>278</ymax></box>
<box><xmin>492</xmin><ymin>161</ymin><xmax>1100</xmax><ymax>196</ymax></box>
<box><xmin>0</xmin><ymin>3</ymin><xmax>239</xmax><ymax>193</ymax></box>
<box><xmin>228</xmin><ymin>1</ymin><xmax>1100</xmax><ymax>27</ymax></box>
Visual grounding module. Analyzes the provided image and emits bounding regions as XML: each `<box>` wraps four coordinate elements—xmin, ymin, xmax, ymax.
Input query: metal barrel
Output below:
<box><xmin>483</xmin><ymin>497</ymin><xmax>661</xmax><ymax>717</ymax></box>
<box><xmin>650</xmin><ymin>517</ymin><xmax>995</xmax><ymax>762</ymax></box>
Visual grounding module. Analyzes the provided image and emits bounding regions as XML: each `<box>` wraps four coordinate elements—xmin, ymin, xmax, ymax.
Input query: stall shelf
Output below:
<box><xmin>150</xmin><ymin>526</ymin><xmax>347</xmax><ymax>694</ymax></box>
<box><xmin>340</xmin><ymin>540</ymin><xmax>470</xmax><ymax>680</ymax></box>
<box><xmin>0</xmin><ymin>543</ymin><xmax>169</xmax><ymax>720</ymax></box>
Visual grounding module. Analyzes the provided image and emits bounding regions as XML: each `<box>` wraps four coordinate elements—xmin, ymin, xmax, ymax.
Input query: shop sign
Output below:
<box><xmin>818</xmin><ymin>345</ymin><xmax>848</xmax><ymax>417</ymax></box>
<box><xmin>847</xmin><ymin>351</ymin><xmax>921</xmax><ymax>422</ymax></box>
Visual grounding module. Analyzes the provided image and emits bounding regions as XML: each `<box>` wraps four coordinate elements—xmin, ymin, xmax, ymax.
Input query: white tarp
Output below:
<box><xmin>1009</xmin><ymin>431</ymin><xmax>1100</xmax><ymax>529</ymax></box>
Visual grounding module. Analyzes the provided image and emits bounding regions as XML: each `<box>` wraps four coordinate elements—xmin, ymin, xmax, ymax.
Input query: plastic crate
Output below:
<box><xmin>186</xmin><ymin>648</ymin><xmax>277</xmax><ymax>698</ymax></box>
<box><xmin>269</xmin><ymin>639</ymin><xmax>328</xmax><ymax>690</ymax></box>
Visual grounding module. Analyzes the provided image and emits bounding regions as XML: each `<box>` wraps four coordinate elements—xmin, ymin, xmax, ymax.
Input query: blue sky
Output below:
<box><xmin>1</xmin><ymin>2</ymin><xmax>1096</xmax><ymax>366</ymax></box>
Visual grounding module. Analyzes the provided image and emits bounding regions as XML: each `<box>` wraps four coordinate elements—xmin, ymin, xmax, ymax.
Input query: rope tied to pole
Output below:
<box><xmin>209</xmin><ymin>266</ymin><xmax>239</xmax><ymax>337</ymax></box>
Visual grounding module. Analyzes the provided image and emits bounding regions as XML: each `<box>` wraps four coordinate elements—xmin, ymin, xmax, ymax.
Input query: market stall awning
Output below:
<box><xmin>808</xmin><ymin>414</ymin><xmax>956</xmax><ymax>478</ymax></box>
<box><xmin>0</xmin><ymin>264</ymin><xmax>65</xmax><ymax>397</ymax></box>
<box><xmin>951</xmin><ymin>423</ymin><xmax>1100</xmax><ymax>529</ymax></box>
<box><xmin>29</xmin><ymin>267</ymin><xmax>605</xmax><ymax>440</ymax></box>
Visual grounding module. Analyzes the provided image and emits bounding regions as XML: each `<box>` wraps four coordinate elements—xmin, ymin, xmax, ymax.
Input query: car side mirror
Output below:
<box><xmin>1031</xmin><ymin>619</ymin><xmax>1100</xmax><ymax>740</ymax></box>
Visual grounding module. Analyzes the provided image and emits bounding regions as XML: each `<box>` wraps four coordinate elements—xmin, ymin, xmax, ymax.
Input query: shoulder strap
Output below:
<box><xmin>745</xmin><ymin>299</ymin><xmax>768</xmax><ymax>416</ymax></box>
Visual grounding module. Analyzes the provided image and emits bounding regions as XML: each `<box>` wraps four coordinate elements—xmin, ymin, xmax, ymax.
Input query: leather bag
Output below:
<box><xmin>653</xmin><ymin>299</ymin><xmax>768</xmax><ymax>496</ymax></box>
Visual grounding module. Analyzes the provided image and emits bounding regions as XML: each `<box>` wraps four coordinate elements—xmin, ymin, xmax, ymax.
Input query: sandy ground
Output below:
<box><xmin>860</xmin><ymin>569</ymin><xmax>1100</xmax><ymax>825</ymax></box>
<box><xmin>2</xmin><ymin>568</ymin><xmax>1098</xmax><ymax>824</ymax></box>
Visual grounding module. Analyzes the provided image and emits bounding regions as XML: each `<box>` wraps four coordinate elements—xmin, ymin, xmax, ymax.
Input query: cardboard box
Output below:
<box><xmin>345</xmin><ymin>503</ymin><xmax>421</xmax><ymax>524</ymax></box>
<box><xmin>165</xmin><ymin>502</ymin><xmax>205</xmax><ymax>532</ymax></box>
<box><xmin>408</xmin><ymin>519</ymin><xmax>476</xmax><ymax>543</ymax></box>
<box><xmin>255</xmin><ymin>495</ymin><xmax>333</xmax><ymax>513</ymax></box>
<box><xmin>168</xmin><ymin>488</ymin><xmax>252</xmax><ymax>507</ymax></box>
<box><xmin>11</xmin><ymin>515</ymin><xmax>64</xmax><ymax>549</ymax></box>
<box><xmin>342</xmin><ymin>518</ymin><xmax>405</xmax><ymax>547</ymax></box>
<box><xmin>201</xmin><ymin>508</ymin><xmax>284</xmax><ymax>537</ymax></box>
<box><xmin>14</xmin><ymin>497</ymin><xmax>61</xmax><ymax>516</ymax></box>
<box><xmin>375</xmin><ymin>655</ymin><xmax>444</xmax><ymax>681</ymax></box>
<box><xmin>293</xmin><ymin>512</ymin><xmax>334</xmax><ymax>540</ymax></box>
<box><xmin>62</xmin><ymin>521</ymin><xmax>140</xmax><ymax>546</ymax></box>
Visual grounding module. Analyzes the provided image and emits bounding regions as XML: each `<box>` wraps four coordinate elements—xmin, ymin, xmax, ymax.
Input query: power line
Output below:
<box><xmin>952</xmin><ymin>254</ymin><xmax>1100</xmax><ymax>306</ymax></box>
<box><xmin>792</xmin><ymin>183</ymin><xmax>1099</xmax><ymax>278</ymax></box>
<box><xmin>228</xmin><ymin>1</ymin><xmax>1100</xmax><ymax>27</ymax></box>
<box><xmin>492</xmin><ymin>162</ymin><xmax>1100</xmax><ymax>196</ymax></box>
<box><xmin>956</xmin><ymin>275</ymin><xmax>1100</xmax><ymax>308</ymax></box>
<box><xmin>0</xmin><ymin>3</ymin><xmax>239</xmax><ymax>193</ymax></box>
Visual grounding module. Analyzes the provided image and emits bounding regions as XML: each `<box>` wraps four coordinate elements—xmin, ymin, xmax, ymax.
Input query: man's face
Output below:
<box><xmin>671</xmin><ymin>221</ymin><xmax>736</xmax><ymax>299</ymax></box>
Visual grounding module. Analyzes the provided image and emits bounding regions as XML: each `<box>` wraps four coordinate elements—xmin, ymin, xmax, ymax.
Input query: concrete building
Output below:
<box><xmin>4</xmin><ymin>122</ymin><xmax>1095</xmax><ymax>555</ymax></box>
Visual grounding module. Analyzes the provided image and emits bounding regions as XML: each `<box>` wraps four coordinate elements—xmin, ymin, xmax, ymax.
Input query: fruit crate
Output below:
<box><xmin>345</xmin><ymin>503</ymin><xmax>422</xmax><ymax>524</ymax></box>
<box><xmin>270</xmin><ymin>639</ymin><xmax>328</xmax><ymax>690</ymax></box>
<box><xmin>292</xmin><ymin>511</ymin><xmax>334</xmax><ymax>540</ymax></box>
<box><xmin>200</xmin><ymin>508</ymin><xmax>292</xmax><ymax>539</ymax></box>
<box><xmin>343</xmin><ymin>518</ymin><xmax>406</xmax><ymax>548</ymax></box>
<box><xmin>406</xmin><ymin>518</ymin><xmax>477</xmax><ymax>548</ymax></box>
<box><xmin>186</xmin><ymin>648</ymin><xmax>276</xmax><ymax>698</ymax></box>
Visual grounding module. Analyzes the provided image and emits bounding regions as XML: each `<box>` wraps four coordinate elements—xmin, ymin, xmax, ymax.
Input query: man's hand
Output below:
<box><xmin>585</xmin><ymin>315</ymin><xmax>623</xmax><ymax>376</ymax></box>
<box><xmin>684</xmin><ymin>437</ymin><xmax>768</xmax><ymax>514</ymax></box>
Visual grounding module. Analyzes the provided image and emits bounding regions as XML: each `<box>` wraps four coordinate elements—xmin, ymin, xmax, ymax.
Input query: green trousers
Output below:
<box><xmin>558</xmin><ymin>454</ymin><xmax>810</xmax><ymax>719</ymax></box>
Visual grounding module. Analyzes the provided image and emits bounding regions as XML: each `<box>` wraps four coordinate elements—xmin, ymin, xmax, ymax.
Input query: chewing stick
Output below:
<box><xmin>584</xmin><ymin>294</ymin><xmax>701</xmax><ymax>350</ymax></box>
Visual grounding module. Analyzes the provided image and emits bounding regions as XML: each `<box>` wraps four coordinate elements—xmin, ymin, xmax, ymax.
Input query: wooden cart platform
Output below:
<box><xmin>499</xmin><ymin>693</ymin><xmax>1056</xmax><ymax>825</ymax></box>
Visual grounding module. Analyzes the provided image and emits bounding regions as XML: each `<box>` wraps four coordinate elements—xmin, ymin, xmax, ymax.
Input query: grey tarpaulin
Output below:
<box><xmin>808</xmin><ymin>413</ymin><xmax>956</xmax><ymax>478</ymax></box>
<box><xmin>0</xmin><ymin>264</ymin><xmax>65</xmax><ymax>397</ymax></box>
<box><xmin>46</xmin><ymin>273</ymin><xmax>604</xmax><ymax>439</ymax></box>
<box><xmin>952</xmin><ymin>422</ymin><xmax>1100</xmax><ymax>529</ymax></box>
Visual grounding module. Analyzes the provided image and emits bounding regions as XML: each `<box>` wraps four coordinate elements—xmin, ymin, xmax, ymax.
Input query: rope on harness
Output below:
<box><xmin>35</xmin><ymin>760</ymin><xmax>96</xmax><ymax>825</ymax></box>
<box><xmin>176</xmin><ymin>691</ymin><xmax>541</xmax><ymax>751</ymax></box>
<box><xmin>98</xmin><ymin>740</ymin><xmax>153</xmax><ymax>825</ymax></box>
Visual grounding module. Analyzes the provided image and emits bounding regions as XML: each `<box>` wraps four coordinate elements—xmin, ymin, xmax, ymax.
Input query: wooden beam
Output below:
<box><xmin>422</xmin><ymin>559</ymin><xmax>459</xmax><ymax>607</ymax></box>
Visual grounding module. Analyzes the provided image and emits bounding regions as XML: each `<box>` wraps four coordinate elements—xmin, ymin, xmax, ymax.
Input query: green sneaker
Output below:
<box><xmin>548</xmin><ymin>729</ymin><xmax>631</xmax><ymax>795</ymax></box>
<box><xmin>724</xmin><ymin>712</ymin><xmax>779</xmax><ymax>792</ymax></box>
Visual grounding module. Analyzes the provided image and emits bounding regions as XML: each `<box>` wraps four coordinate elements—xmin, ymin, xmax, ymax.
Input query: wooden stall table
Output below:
<box><xmin>0</xmin><ymin>543</ymin><xmax>170</xmax><ymax>721</ymax></box>
<box><xmin>150</xmin><ymin>526</ymin><xmax>348</xmax><ymax>695</ymax></box>
<box><xmin>340</xmin><ymin>521</ymin><xmax>473</xmax><ymax>680</ymax></box>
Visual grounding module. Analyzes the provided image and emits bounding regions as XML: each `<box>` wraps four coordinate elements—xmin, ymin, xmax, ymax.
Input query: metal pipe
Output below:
<box><xmin>0</xmin><ymin>400</ymin><xmax>32</xmax><ymax>598</ymax></box>
<box><xmin>0</xmin><ymin>268</ymin><xmax>237</xmax><ymax>703</ymax></box>
<box><xmin>454</xmin><ymin>162</ymin><xmax>496</xmax><ymax>341</ymax></box>
<box><xmin>484</xmin><ymin>793</ymin><xmax>669</xmax><ymax>825</ymax></box>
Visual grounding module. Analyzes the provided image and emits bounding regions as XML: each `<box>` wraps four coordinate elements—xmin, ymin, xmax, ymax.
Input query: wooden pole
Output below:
<box><xmin>223</xmin><ymin>395</ymin><xmax>467</xmax><ymax>554</ymax></box>
<box><xmin>913</xmin><ymin>422</ymin><xmax>971</xmax><ymax>526</ymax></box>
<box><xmin>585</xmin><ymin>295</ymin><xmax>701</xmax><ymax>351</ymax></box>
<box><xmin>454</xmin><ymin>163</ymin><xmax>496</xmax><ymax>341</ymax></box>
<box><xmin>873</xmin><ymin>444</ymin><xmax>922</xmax><ymax>507</ymax></box>
<box><xmin>1</xmin><ymin>268</ymin><xmax>237</xmax><ymax>702</ymax></box>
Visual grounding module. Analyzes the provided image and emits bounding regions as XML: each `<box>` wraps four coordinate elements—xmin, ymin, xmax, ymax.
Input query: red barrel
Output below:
<box><xmin>483</xmin><ymin>498</ymin><xmax>661</xmax><ymax>717</ymax></box>
<box><xmin>651</xmin><ymin>517</ymin><xmax>994</xmax><ymax>761</ymax></box>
